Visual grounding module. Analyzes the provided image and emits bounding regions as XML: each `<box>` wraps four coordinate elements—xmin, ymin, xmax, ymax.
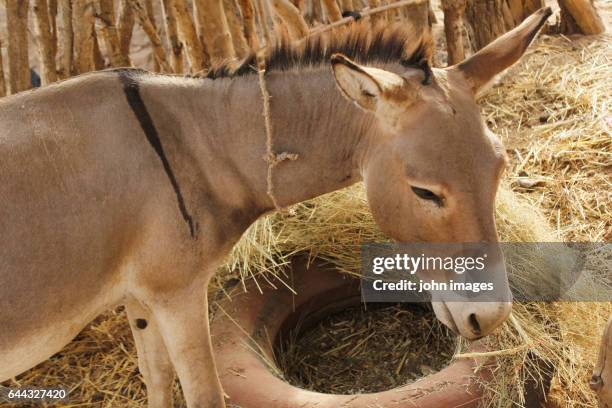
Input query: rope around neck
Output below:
<box><xmin>257</xmin><ymin>57</ymin><xmax>298</xmax><ymax>210</ymax></box>
<box><xmin>256</xmin><ymin>0</ymin><xmax>426</xmax><ymax>210</ymax></box>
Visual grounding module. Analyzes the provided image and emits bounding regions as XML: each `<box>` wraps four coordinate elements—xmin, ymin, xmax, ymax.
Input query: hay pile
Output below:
<box><xmin>275</xmin><ymin>303</ymin><xmax>456</xmax><ymax>394</ymax></box>
<box><xmin>2</xmin><ymin>32</ymin><xmax>609</xmax><ymax>408</ymax></box>
<box><xmin>220</xmin><ymin>32</ymin><xmax>611</xmax><ymax>407</ymax></box>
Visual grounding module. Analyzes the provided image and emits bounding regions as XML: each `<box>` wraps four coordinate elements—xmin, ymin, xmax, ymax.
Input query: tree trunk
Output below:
<box><xmin>172</xmin><ymin>0</ymin><xmax>207</xmax><ymax>72</ymax></box>
<box><xmin>161</xmin><ymin>0</ymin><xmax>184</xmax><ymax>73</ymax></box>
<box><xmin>97</xmin><ymin>0</ymin><xmax>129</xmax><ymax>66</ymax></box>
<box><xmin>117</xmin><ymin>0</ymin><xmax>135</xmax><ymax>65</ymax></box>
<box><xmin>73</xmin><ymin>0</ymin><xmax>96</xmax><ymax>74</ymax></box>
<box><xmin>558</xmin><ymin>0</ymin><xmax>605</xmax><ymax>34</ymax></box>
<box><xmin>58</xmin><ymin>0</ymin><xmax>73</xmax><ymax>77</ymax></box>
<box><xmin>271</xmin><ymin>0</ymin><xmax>309</xmax><ymax>39</ymax></box>
<box><xmin>128</xmin><ymin>0</ymin><xmax>171</xmax><ymax>72</ymax></box>
<box><xmin>237</xmin><ymin>0</ymin><xmax>259</xmax><ymax>49</ymax></box>
<box><xmin>223</xmin><ymin>0</ymin><xmax>250</xmax><ymax>58</ymax></box>
<box><xmin>441</xmin><ymin>0</ymin><xmax>466</xmax><ymax>65</ymax></box>
<box><xmin>5</xmin><ymin>0</ymin><xmax>30</xmax><ymax>93</ymax></box>
<box><xmin>194</xmin><ymin>0</ymin><xmax>236</xmax><ymax>64</ymax></box>
<box><xmin>33</xmin><ymin>0</ymin><xmax>58</xmax><ymax>84</ymax></box>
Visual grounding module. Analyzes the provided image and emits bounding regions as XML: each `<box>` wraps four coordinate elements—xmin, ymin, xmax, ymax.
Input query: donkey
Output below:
<box><xmin>0</xmin><ymin>8</ymin><xmax>551</xmax><ymax>408</ymax></box>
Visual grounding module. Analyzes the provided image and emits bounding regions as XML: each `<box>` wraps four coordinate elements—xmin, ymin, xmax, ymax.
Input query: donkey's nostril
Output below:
<box><xmin>468</xmin><ymin>313</ymin><xmax>481</xmax><ymax>336</ymax></box>
<box><xmin>590</xmin><ymin>374</ymin><xmax>603</xmax><ymax>390</ymax></box>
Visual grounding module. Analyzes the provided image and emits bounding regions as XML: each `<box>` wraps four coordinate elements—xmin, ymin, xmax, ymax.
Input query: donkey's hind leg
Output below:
<box><xmin>126</xmin><ymin>300</ymin><xmax>174</xmax><ymax>408</ymax></box>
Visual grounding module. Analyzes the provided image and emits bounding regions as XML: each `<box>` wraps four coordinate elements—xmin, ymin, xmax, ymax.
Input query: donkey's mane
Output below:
<box><xmin>206</xmin><ymin>24</ymin><xmax>432</xmax><ymax>79</ymax></box>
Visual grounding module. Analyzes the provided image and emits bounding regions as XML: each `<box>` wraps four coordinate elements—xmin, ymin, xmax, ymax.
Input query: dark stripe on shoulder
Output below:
<box><xmin>117</xmin><ymin>69</ymin><xmax>197</xmax><ymax>239</ymax></box>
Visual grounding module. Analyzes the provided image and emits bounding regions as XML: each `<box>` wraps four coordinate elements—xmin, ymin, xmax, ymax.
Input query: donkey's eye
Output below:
<box><xmin>411</xmin><ymin>186</ymin><xmax>443</xmax><ymax>206</ymax></box>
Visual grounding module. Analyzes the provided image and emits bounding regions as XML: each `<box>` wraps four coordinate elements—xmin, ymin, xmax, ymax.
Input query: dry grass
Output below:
<box><xmin>1</xmin><ymin>31</ymin><xmax>610</xmax><ymax>408</ymax></box>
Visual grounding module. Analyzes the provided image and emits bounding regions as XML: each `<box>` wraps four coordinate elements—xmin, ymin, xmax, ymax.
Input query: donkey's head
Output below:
<box><xmin>331</xmin><ymin>8</ymin><xmax>551</xmax><ymax>339</ymax></box>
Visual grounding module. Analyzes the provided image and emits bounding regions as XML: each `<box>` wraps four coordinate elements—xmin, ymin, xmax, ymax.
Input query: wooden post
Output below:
<box><xmin>238</xmin><ymin>0</ymin><xmax>259</xmax><ymax>49</ymax></box>
<box><xmin>117</xmin><ymin>0</ymin><xmax>135</xmax><ymax>65</ymax></box>
<box><xmin>465</xmin><ymin>0</ymin><xmax>516</xmax><ymax>50</ymax></box>
<box><xmin>0</xmin><ymin>40</ymin><xmax>7</xmax><ymax>97</ymax></box>
<box><xmin>223</xmin><ymin>0</ymin><xmax>251</xmax><ymax>58</ymax></box>
<box><xmin>48</xmin><ymin>0</ymin><xmax>58</xmax><ymax>59</ymax></box>
<box><xmin>97</xmin><ymin>0</ymin><xmax>129</xmax><ymax>67</ymax></box>
<box><xmin>33</xmin><ymin>0</ymin><xmax>58</xmax><ymax>84</ymax></box>
<box><xmin>128</xmin><ymin>0</ymin><xmax>171</xmax><ymax>72</ymax></box>
<box><xmin>73</xmin><ymin>0</ymin><xmax>96</xmax><ymax>74</ymax></box>
<box><xmin>161</xmin><ymin>0</ymin><xmax>184</xmax><ymax>73</ymax></box>
<box><xmin>5</xmin><ymin>0</ymin><xmax>30</xmax><ymax>93</ymax></box>
<box><xmin>558</xmin><ymin>0</ymin><xmax>605</xmax><ymax>35</ymax></box>
<box><xmin>254</xmin><ymin>0</ymin><xmax>272</xmax><ymax>45</ymax></box>
<box><xmin>58</xmin><ymin>0</ymin><xmax>73</xmax><ymax>77</ymax></box>
<box><xmin>172</xmin><ymin>0</ymin><xmax>207</xmax><ymax>72</ymax></box>
<box><xmin>591</xmin><ymin>317</ymin><xmax>612</xmax><ymax>406</ymax></box>
<box><xmin>271</xmin><ymin>0</ymin><xmax>310</xmax><ymax>39</ymax></box>
<box><xmin>92</xmin><ymin>29</ymin><xmax>105</xmax><ymax>69</ymax></box>
<box><xmin>194</xmin><ymin>0</ymin><xmax>236</xmax><ymax>64</ymax></box>
<box><xmin>321</xmin><ymin>0</ymin><xmax>342</xmax><ymax>22</ymax></box>
<box><xmin>441</xmin><ymin>0</ymin><xmax>466</xmax><ymax>65</ymax></box>
<box><xmin>368</xmin><ymin>0</ymin><xmax>384</xmax><ymax>25</ymax></box>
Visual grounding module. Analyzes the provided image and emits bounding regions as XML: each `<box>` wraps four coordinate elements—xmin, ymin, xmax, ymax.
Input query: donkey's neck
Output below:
<box><xmin>138</xmin><ymin>68</ymin><xmax>376</xmax><ymax>239</ymax></box>
<box><xmin>252</xmin><ymin>69</ymin><xmax>375</xmax><ymax>207</ymax></box>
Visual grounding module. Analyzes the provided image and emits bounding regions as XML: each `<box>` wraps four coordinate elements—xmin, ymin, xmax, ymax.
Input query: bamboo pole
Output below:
<box><xmin>271</xmin><ymin>0</ymin><xmax>309</xmax><ymax>39</ymax></box>
<box><xmin>161</xmin><ymin>0</ymin><xmax>184</xmax><ymax>73</ymax></box>
<box><xmin>238</xmin><ymin>0</ymin><xmax>259</xmax><ymax>49</ymax></box>
<box><xmin>172</xmin><ymin>0</ymin><xmax>206</xmax><ymax>72</ymax></box>
<box><xmin>33</xmin><ymin>0</ymin><xmax>58</xmax><ymax>84</ymax></box>
<box><xmin>117</xmin><ymin>0</ymin><xmax>134</xmax><ymax>64</ymax></box>
<box><xmin>128</xmin><ymin>0</ymin><xmax>171</xmax><ymax>72</ymax></box>
<box><xmin>5</xmin><ymin>0</ymin><xmax>30</xmax><ymax>93</ymax></box>
<box><xmin>441</xmin><ymin>0</ymin><xmax>466</xmax><ymax>65</ymax></box>
<box><xmin>224</xmin><ymin>0</ymin><xmax>250</xmax><ymax>58</ymax></box>
<box><xmin>97</xmin><ymin>0</ymin><xmax>128</xmax><ymax>66</ymax></box>
<box><xmin>194</xmin><ymin>0</ymin><xmax>236</xmax><ymax>64</ymax></box>
<box><xmin>0</xmin><ymin>39</ymin><xmax>7</xmax><ymax>97</ymax></box>
<box><xmin>73</xmin><ymin>0</ymin><xmax>96</xmax><ymax>73</ymax></box>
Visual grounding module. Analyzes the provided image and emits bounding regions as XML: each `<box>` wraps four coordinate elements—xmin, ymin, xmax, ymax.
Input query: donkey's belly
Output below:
<box><xmin>0</xmin><ymin>287</ymin><xmax>120</xmax><ymax>382</ymax></box>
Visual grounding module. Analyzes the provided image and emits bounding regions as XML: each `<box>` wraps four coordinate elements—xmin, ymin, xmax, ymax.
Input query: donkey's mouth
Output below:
<box><xmin>433</xmin><ymin>301</ymin><xmax>459</xmax><ymax>336</ymax></box>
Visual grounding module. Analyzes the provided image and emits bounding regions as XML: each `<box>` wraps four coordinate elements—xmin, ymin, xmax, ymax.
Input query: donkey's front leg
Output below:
<box><xmin>150</xmin><ymin>277</ymin><xmax>225</xmax><ymax>408</ymax></box>
<box><xmin>126</xmin><ymin>300</ymin><xmax>174</xmax><ymax>408</ymax></box>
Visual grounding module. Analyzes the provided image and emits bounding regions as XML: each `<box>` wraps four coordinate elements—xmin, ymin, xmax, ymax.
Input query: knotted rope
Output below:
<box><xmin>256</xmin><ymin>0</ymin><xmax>427</xmax><ymax>209</ymax></box>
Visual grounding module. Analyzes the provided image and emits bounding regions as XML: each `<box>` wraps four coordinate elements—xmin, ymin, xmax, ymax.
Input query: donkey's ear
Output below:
<box><xmin>454</xmin><ymin>7</ymin><xmax>552</xmax><ymax>96</ymax></box>
<box><xmin>331</xmin><ymin>53</ymin><xmax>404</xmax><ymax>112</ymax></box>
